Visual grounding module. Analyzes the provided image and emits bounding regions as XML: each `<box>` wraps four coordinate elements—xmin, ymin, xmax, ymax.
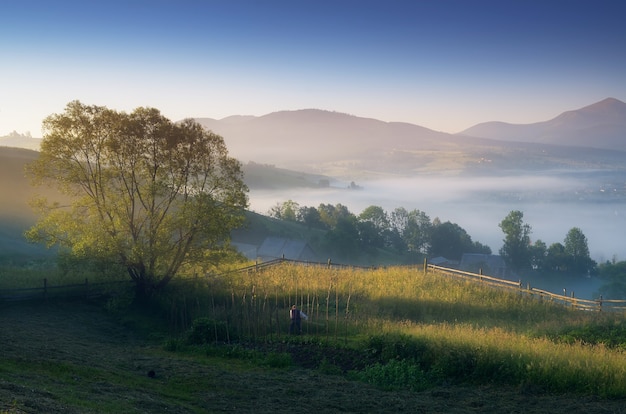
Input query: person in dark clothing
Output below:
<box><xmin>289</xmin><ymin>305</ymin><xmax>301</xmax><ymax>334</ymax></box>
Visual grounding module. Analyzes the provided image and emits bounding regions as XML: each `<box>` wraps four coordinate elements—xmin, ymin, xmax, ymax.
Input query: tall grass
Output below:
<box><xmin>159</xmin><ymin>263</ymin><xmax>626</xmax><ymax>396</ymax></box>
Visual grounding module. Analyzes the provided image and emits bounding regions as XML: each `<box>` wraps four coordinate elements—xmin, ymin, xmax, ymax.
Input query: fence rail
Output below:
<box><xmin>427</xmin><ymin>263</ymin><xmax>626</xmax><ymax>312</ymax></box>
<box><xmin>2</xmin><ymin>258</ymin><xmax>625</xmax><ymax>312</ymax></box>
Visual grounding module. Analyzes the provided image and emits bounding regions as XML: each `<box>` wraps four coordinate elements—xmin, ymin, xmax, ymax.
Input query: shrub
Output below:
<box><xmin>187</xmin><ymin>317</ymin><xmax>236</xmax><ymax>344</ymax></box>
<box><xmin>351</xmin><ymin>359</ymin><xmax>430</xmax><ymax>391</ymax></box>
<box><xmin>364</xmin><ymin>332</ymin><xmax>427</xmax><ymax>363</ymax></box>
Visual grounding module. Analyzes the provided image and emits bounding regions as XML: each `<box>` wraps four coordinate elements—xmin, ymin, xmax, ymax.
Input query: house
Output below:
<box><xmin>428</xmin><ymin>256</ymin><xmax>458</xmax><ymax>268</ymax></box>
<box><xmin>230</xmin><ymin>242</ymin><xmax>258</xmax><ymax>261</ymax></box>
<box><xmin>256</xmin><ymin>237</ymin><xmax>318</xmax><ymax>262</ymax></box>
<box><xmin>459</xmin><ymin>253</ymin><xmax>507</xmax><ymax>277</ymax></box>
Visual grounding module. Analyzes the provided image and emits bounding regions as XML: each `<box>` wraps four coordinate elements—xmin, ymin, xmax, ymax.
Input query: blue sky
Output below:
<box><xmin>1</xmin><ymin>0</ymin><xmax>625</xmax><ymax>137</ymax></box>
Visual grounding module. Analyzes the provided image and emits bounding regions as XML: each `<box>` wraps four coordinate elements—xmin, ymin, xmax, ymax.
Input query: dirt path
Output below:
<box><xmin>1</xmin><ymin>300</ymin><xmax>625</xmax><ymax>413</ymax></box>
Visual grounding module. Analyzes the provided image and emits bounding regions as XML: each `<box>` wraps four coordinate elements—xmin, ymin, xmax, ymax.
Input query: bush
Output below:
<box><xmin>187</xmin><ymin>317</ymin><xmax>236</xmax><ymax>345</ymax></box>
<box><xmin>350</xmin><ymin>359</ymin><xmax>430</xmax><ymax>391</ymax></box>
<box><xmin>364</xmin><ymin>332</ymin><xmax>427</xmax><ymax>363</ymax></box>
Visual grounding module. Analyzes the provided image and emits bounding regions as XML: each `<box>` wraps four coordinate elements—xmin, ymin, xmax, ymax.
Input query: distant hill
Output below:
<box><xmin>0</xmin><ymin>132</ymin><xmax>42</xmax><ymax>151</ymax></box>
<box><xmin>195</xmin><ymin>104</ymin><xmax>626</xmax><ymax>178</ymax></box>
<box><xmin>195</xmin><ymin>109</ymin><xmax>486</xmax><ymax>177</ymax></box>
<box><xmin>0</xmin><ymin>147</ymin><xmax>57</xmax><ymax>260</ymax></box>
<box><xmin>3</xmin><ymin>99</ymin><xmax>625</xmax><ymax>179</ymax></box>
<box><xmin>458</xmin><ymin>98</ymin><xmax>626</xmax><ymax>151</ymax></box>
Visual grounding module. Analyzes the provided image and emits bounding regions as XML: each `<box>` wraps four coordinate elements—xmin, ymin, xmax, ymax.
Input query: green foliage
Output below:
<box><xmin>26</xmin><ymin>101</ymin><xmax>248</xmax><ymax>295</ymax></box>
<box><xmin>564</xmin><ymin>227</ymin><xmax>594</xmax><ymax>274</ymax></box>
<box><xmin>187</xmin><ymin>317</ymin><xmax>237</xmax><ymax>345</ymax></box>
<box><xmin>548</xmin><ymin>321</ymin><xmax>626</xmax><ymax>349</ymax></box>
<box><xmin>597</xmin><ymin>260</ymin><xmax>626</xmax><ymax>299</ymax></box>
<box><xmin>429</xmin><ymin>220</ymin><xmax>490</xmax><ymax>260</ymax></box>
<box><xmin>350</xmin><ymin>359</ymin><xmax>430</xmax><ymax>391</ymax></box>
<box><xmin>499</xmin><ymin>210</ymin><xmax>532</xmax><ymax>270</ymax></box>
<box><xmin>364</xmin><ymin>333</ymin><xmax>427</xmax><ymax>363</ymax></box>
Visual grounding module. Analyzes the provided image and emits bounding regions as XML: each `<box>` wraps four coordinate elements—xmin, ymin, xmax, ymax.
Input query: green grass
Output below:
<box><xmin>3</xmin><ymin>262</ymin><xmax>626</xmax><ymax>414</ymax></box>
<box><xmin>155</xmin><ymin>263</ymin><xmax>626</xmax><ymax>397</ymax></box>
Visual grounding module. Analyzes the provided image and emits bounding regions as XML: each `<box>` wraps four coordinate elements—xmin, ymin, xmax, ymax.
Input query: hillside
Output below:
<box><xmin>0</xmin><ymin>147</ymin><xmax>60</xmax><ymax>261</ymax></box>
<box><xmin>193</xmin><ymin>101</ymin><xmax>626</xmax><ymax>179</ymax></box>
<box><xmin>0</xmin><ymin>147</ymin><xmax>341</xmax><ymax>262</ymax></box>
<box><xmin>459</xmin><ymin>98</ymin><xmax>626</xmax><ymax>151</ymax></box>
<box><xmin>3</xmin><ymin>98</ymin><xmax>626</xmax><ymax>179</ymax></box>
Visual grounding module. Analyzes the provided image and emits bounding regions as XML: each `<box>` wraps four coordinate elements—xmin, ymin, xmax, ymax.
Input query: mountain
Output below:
<box><xmin>195</xmin><ymin>109</ymin><xmax>454</xmax><ymax>169</ymax></box>
<box><xmin>195</xmin><ymin>109</ymin><xmax>550</xmax><ymax>178</ymax></box>
<box><xmin>458</xmin><ymin>98</ymin><xmax>626</xmax><ymax>151</ymax></box>
<box><xmin>195</xmin><ymin>105</ymin><xmax>626</xmax><ymax>179</ymax></box>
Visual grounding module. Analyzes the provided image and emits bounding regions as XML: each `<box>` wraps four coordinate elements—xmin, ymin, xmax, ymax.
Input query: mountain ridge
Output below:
<box><xmin>2</xmin><ymin>97</ymin><xmax>625</xmax><ymax>178</ymax></box>
<box><xmin>458</xmin><ymin>97</ymin><xmax>626</xmax><ymax>150</ymax></box>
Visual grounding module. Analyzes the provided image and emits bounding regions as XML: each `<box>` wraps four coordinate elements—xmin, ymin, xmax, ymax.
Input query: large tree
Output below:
<box><xmin>429</xmin><ymin>220</ymin><xmax>490</xmax><ymax>260</ymax></box>
<box><xmin>563</xmin><ymin>227</ymin><xmax>595</xmax><ymax>275</ymax></box>
<box><xmin>26</xmin><ymin>101</ymin><xmax>248</xmax><ymax>295</ymax></box>
<box><xmin>498</xmin><ymin>210</ymin><xmax>532</xmax><ymax>271</ymax></box>
<box><xmin>390</xmin><ymin>207</ymin><xmax>431</xmax><ymax>254</ymax></box>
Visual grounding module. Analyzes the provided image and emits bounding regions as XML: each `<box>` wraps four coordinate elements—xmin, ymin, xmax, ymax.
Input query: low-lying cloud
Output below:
<box><xmin>248</xmin><ymin>173</ymin><xmax>625</xmax><ymax>263</ymax></box>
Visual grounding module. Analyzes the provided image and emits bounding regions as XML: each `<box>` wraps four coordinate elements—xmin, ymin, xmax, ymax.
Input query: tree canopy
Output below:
<box><xmin>26</xmin><ymin>101</ymin><xmax>248</xmax><ymax>295</ymax></box>
<box><xmin>499</xmin><ymin>210</ymin><xmax>532</xmax><ymax>271</ymax></box>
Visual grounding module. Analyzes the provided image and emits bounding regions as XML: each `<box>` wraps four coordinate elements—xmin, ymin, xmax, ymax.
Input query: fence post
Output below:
<box><xmin>599</xmin><ymin>295</ymin><xmax>603</xmax><ymax>312</ymax></box>
<box><xmin>423</xmin><ymin>258</ymin><xmax>427</xmax><ymax>274</ymax></box>
<box><xmin>327</xmin><ymin>258</ymin><xmax>332</xmax><ymax>268</ymax></box>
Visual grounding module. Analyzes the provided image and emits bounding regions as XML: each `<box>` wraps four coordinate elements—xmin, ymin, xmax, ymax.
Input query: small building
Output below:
<box><xmin>459</xmin><ymin>254</ymin><xmax>507</xmax><ymax>277</ymax></box>
<box><xmin>256</xmin><ymin>237</ymin><xmax>318</xmax><ymax>262</ymax></box>
<box><xmin>428</xmin><ymin>256</ymin><xmax>458</xmax><ymax>268</ymax></box>
<box><xmin>230</xmin><ymin>242</ymin><xmax>258</xmax><ymax>261</ymax></box>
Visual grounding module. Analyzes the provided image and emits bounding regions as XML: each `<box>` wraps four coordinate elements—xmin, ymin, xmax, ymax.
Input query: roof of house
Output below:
<box><xmin>257</xmin><ymin>237</ymin><xmax>317</xmax><ymax>261</ymax></box>
<box><xmin>459</xmin><ymin>253</ymin><xmax>506</xmax><ymax>270</ymax></box>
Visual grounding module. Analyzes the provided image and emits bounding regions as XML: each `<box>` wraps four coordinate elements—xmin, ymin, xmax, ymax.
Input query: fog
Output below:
<box><xmin>248</xmin><ymin>173</ymin><xmax>626</xmax><ymax>264</ymax></box>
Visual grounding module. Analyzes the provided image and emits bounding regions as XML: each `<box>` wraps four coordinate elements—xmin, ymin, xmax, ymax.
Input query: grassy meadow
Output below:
<box><xmin>2</xmin><ymin>262</ymin><xmax>626</xmax><ymax>413</ymax></box>
<box><xmin>144</xmin><ymin>263</ymin><xmax>626</xmax><ymax>397</ymax></box>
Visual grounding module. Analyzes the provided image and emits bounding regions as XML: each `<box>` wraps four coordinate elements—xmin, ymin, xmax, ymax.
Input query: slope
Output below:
<box><xmin>459</xmin><ymin>98</ymin><xmax>626</xmax><ymax>151</ymax></box>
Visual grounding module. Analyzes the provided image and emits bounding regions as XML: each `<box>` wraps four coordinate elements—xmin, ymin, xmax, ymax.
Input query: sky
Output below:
<box><xmin>1</xmin><ymin>0</ymin><xmax>625</xmax><ymax>137</ymax></box>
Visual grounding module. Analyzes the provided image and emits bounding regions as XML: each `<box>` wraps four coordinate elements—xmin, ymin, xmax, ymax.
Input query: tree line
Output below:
<box><xmin>268</xmin><ymin>200</ymin><xmax>491</xmax><ymax>261</ymax></box>
<box><xmin>270</xmin><ymin>201</ymin><xmax>596</xmax><ymax>276</ymax></box>
<box><xmin>499</xmin><ymin>210</ymin><xmax>595</xmax><ymax>275</ymax></box>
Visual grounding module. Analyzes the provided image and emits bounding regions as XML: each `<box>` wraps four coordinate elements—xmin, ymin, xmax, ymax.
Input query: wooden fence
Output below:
<box><xmin>2</xmin><ymin>258</ymin><xmax>625</xmax><ymax>312</ymax></box>
<box><xmin>426</xmin><ymin>263</ymin><xmax>626</xmax><ymax>312</ymax></box>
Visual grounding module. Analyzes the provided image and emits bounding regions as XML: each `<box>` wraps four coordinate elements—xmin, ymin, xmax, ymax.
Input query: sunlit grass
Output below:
<box><xmin>171</xmin><ymin>263</ymin><xmax>626</xmax><ymax>396</ymax></box>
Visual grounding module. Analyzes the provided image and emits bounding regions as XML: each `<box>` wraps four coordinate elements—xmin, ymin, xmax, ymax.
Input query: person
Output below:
<box><xmin>289</xmin><ymin>305</ymin><xmax>301</xmax><ymax>335</ymax></box>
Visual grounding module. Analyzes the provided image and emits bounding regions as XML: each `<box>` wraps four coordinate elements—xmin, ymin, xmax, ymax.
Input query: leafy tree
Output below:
<box><xmin>545</xmin><ymin>242</ymin><xmax>567</xmax><ymax>272</ymax></box>
<box><xmin>297</xmin><ymin>206</ymin><xmax>325</xmax><ymax>229</ymax></box>
<box><xmin>564</xmin><ymin>227</ymin><xmax>595</xmax><ymax>275</ymax></box>
<box><xmin>359</xmin><ymin>205</ymin><xmax>390</xmax><ymax>249</ymax></box>
<box><xmin>390</xmin><ymin>207</ymin><xmax>431</xmax><ymax>253</ymax></box>
<box><xmin>325</xmin><ymin>215</ymin><xmax>360</xmax><ymax>259</ymax></box>
<box><xmin>268</xmin><ymin>200</ymin><xmax>299</xmax><ymax>221</ymax></box>
<box><xmin>429</xmin><ymin>221</ymin><xmax>490</xmax><ymax>260</ymax></box>
<box><xmin>597</xmin><ymin>261</ymin><xmax>626</xmax><ymax>299</ymax></box>
<box><xmin>498</xmin><ymin>210</ymin><xmax>532</xmax><ymax>271</ymax></box>
<box><xmin>359</xmin><ymin>205</ymin><xmax>389</xmax><ymax>233</ymax></box>
<box><xmin>26</xmin><ymin>101</ymin><xmax>248</xmax><ymax>296</ymax></box>
<box><xmin>318</xmin><ymin>203</ymin><xmax>353</xmax><ymax>229</ymax></box>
